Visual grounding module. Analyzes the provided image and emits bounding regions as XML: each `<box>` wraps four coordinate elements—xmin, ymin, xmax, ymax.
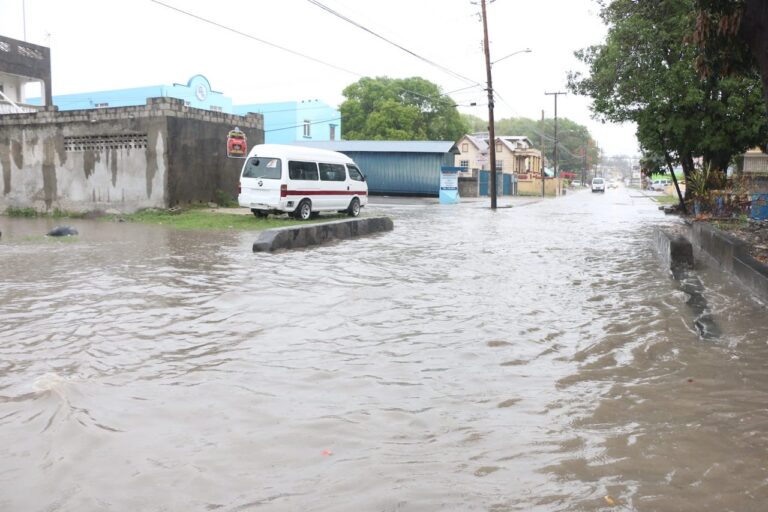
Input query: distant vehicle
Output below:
<box><xmin>608</xmin><ymin>180</ymin><xmax>618</xmax><ymax>189</ymax></box>
<box><xmin>227</xmin><ymin>128</ymin><xmax>247</xmax><ymax>158</ymax></box>
<box><xmin>571</xmin><ymin>180</ymin><xmax>581</xmax><ymax>187</ymax></box>
<box><xmin>591</xmin><ymin>177</ymin><xmax>606</xmax><ymax>193</ymax></box>
<box><xmin>238</xmin><ymin>144</ymin><xmax>368</xmax><ymax>220</ymax></box>
<box><xmin>649</xmin><ymin>179</ymin><xmax>672</xmax><ymax>191</ymax></box>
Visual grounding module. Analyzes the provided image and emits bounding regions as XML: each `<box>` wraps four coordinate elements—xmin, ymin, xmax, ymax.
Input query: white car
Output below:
<box><xmin>591</xmin><ymin>177</ymin><xmax>605</xmax><ymax>193</ymax></box>
<box><xmin>649</xmin><ymin>179</ymin><xmax>672</xmax><ymax>191</ymax></box>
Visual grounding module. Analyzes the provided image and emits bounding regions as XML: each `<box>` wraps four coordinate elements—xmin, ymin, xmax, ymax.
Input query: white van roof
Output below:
<box><xmin>246</xmin><ymin>143</ymin><xmax>355</xmax><ymax>164</ymax></box>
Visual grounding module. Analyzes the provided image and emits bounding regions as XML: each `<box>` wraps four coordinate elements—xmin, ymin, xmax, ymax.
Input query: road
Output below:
<box><xmin>1</xmin><ymin>186</ymin><xmax>766</xmax><ymax>511</ymax></box>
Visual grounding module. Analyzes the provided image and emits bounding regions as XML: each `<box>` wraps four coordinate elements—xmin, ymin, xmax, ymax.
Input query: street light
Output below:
<box><xmin>491</xmin><ymin>48</ymin><xmax>532</xmax><ymax>66</ymax></box>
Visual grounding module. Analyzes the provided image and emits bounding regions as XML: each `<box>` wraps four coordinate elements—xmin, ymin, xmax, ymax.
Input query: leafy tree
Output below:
<box><xmin>693</xmin><ymin>0</ymin><xmax>768</xmax><ymax>107</ymax></box>
<box><xmin>339</xmin><ymin>77</ymin><xmax>469</xmax><ymax>141</ymax></box>
<box><xmin>568</xmin><ymin>0</ymin><xmax>768</xmax><ymax>197</ymax></box>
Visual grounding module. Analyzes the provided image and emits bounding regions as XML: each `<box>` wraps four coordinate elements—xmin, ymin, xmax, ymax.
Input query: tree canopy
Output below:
<box><xmin>462</xmin><ymin>114</ymin><xmax>599</xmax><ymax>171</ymax></box>
<box><xmin>339</xmin><ymin>77</ymin><xmax>469</xmax><ymax>141</ymax></box>
<box><xmin>568</xmin><ymin>0</ymin><xmax>768</xmax><ymax>191</ymax></box>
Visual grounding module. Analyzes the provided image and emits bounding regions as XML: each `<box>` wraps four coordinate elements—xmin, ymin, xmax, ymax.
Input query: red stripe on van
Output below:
<box><xmin>285</xmin><ymin>190</ymin><xmax>368</xmax><ymax>196</ymax></box>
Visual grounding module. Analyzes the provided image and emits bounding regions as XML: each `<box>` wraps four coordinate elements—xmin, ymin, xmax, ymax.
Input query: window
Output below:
<box><xmin>496</xmin><ymin>142</ymin><xmax>502</xmax><ymax>152</ymax></box>
<box><xmin>495</xmin><ymin>160</ymin><xmax>503</xmax><ymax>171</ymax></box>
<box><xmin>461</xmin><ymin>143</ymin><xmax>468</xmax><ymax>152</ymax></box>
<box><xmin>94</xmin><ymin>102</ymin><xmax>109</xmax><ymax>108</ymax></box>
<box><xmin>347</xmin><ymin>164</ymin><xmax>365</xmax><ymax>182</ymax></box>
<box><xmin>211</xmin><ymin>105</ymin><xmax>222</xmax><ymax>112</ymax></box>
<box><xmin>460</xmin><ymin>160</ymin><xmax>469</xmax><ymax>169</ymax></box>
<box><xmin>319</xmin><ymin>163</ymin><xmax>346</xmax><ymax>181</ymax></box>
<box><xmin>242</xmin><ymin>157</ymin><xmax>281</xmax><ymax>179</ymax></box>
<box><xmin>184</xmin><ymin>100</ymin><xmax>191</xmax><ymax>107</ymax></box>
<box><xmin>289</xmin><ymin>160</ymin><xmax>319</xmax><ymax>181</ymax></box>
<box><xmin>303</xmin><ymin>120</ymin><xmax>311</xmax><ymax>137</ymax></box>
<box><xmin>329</xmin><ymin>124</ymin><xmax>336</xmax><ymax>141</ymax></box>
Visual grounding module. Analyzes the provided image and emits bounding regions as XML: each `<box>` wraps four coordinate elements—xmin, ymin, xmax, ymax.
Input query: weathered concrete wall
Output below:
<box><xmin>458</xmin><ymin>176</ymin><xmax>478</xmax><ymax>198</ymax></box>
<box><xmin>0</xmin><ymin>98</ymin><xmax>263</xmax><ymax>212</ymax></box>
<box><xmin>653</xmin><ymin>228</ymin><xmax>694</xmax><ymax>273</ymax></box>
<box><xmin>689</xmin><ymin>221</ymin><xmax>768</xmax><ymax>302</ymax></box>
<box><xmin>253</xmin><ymin>216</ymin><xmax>394</xmax><ymax>252</ymax></box>
<box><xmin>165</xmin><ymin>112</ymin><xmax>262</xmax><ymax>206</ymax></box>
<box><xmin>518</xmin><ymin>178</ymin><xmax>563</xmax><ymax>197</ymax></box>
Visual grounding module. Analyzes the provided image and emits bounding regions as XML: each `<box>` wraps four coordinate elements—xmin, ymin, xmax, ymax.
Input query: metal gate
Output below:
<box><xmin>479</xmin><ymin>171</ymin><xmax>504</xmax><ymax>196</ymax></box>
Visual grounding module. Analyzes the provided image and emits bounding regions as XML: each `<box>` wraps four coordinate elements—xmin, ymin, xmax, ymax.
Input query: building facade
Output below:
<box><xmin>0</xmin><ymin>35</ymin><xmax>52</xmax><ymax>113</ymax></box>
<box><xmin>234</xmin><ymin>99</ymin><xmax>340</xmax><ymax>144</ymax></box>
<box><xmin>294</xmin><ymin>140</ymin><xmax>457</xmax><ymax>196</ymax></box>
<box><xmin>35</xmin><ymin>75</ymin><xmax>341</xmax><ymax>144</ymax></box>
<box><xmin>0</xmin><ymin>97</ymin><xmax>264</xmax><ymax>212</ymax></box>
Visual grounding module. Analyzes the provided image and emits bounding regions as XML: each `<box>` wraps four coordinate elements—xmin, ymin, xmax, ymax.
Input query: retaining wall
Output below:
<box><xmin>689</xmin><ymin>221</ymin><xmax>768</xmax><ymax>302</ymax></box>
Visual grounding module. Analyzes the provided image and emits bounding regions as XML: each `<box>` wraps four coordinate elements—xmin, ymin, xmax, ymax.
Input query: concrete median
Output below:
<box><xmin>253</xmin><ymin>216</ymin><xmax>394</xmax><ymax>252</ymax></box>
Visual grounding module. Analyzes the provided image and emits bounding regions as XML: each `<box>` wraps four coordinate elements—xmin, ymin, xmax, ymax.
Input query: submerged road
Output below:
<box><xmin>1</xmin><ymin>187</ymin><xmax>767</xmax><ymax>511</ymax></box>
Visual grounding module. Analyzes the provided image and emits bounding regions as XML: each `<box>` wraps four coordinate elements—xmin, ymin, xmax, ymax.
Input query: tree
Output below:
<box><xmin>339</xmin><ymin>77</ymin><xmax>469</xmax><ymax>141</ymax></box>
<box><xmin>568</xmin><ymin>0</ymin><xmax>768</xmax><ymax>197</ymax></box>
<box><xmin>693</xmin><ymin>0</ymin><xmax>768</xmax><ymax>107</ymax></box>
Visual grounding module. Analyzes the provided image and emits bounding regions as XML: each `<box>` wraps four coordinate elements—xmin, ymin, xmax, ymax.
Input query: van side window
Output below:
<box><xmin>288</xmin><ymin>161</ymin><xmax>319</xmax><ymax>181</ymax></box>
<box><xmin>347</xmin><ymin>164</ymin><xmax>365</xmax><ymax>182</ymax></box>
<box><xmin>242</xmin><ymin>157</ymin><xmax>281</xmax><ymax>179</ymax></box>
<box><xmin>319</xmin><ymin>163</ymin><xmax>346</xmax><ymax>182</ymax></box>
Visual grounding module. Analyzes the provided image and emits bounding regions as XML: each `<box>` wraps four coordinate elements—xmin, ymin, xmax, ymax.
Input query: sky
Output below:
<box><xmin>0</xmin><ymin>0</ymin><xmax>640</xmax><ymax>156</ymax></box>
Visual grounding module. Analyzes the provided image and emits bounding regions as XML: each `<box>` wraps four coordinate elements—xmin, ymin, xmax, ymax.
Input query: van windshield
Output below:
<box><xmin>242</xmin><ymin>157</ymin><xmax>281</xmax><ymax>179</ymax></box>
<box><xmin>593</xmin><ymin>178</ymin><xmax>604</xmax><ymax>184</ymax></box>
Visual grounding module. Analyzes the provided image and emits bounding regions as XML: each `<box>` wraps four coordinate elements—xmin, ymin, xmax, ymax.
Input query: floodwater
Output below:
<box><xmin>1</xmin><ymin>188</ymin><xmax>767</xmax><ymax>511</ymax></box>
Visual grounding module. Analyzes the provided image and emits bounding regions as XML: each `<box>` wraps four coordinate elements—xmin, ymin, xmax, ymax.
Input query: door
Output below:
<box><xmin>479</xmin><ymin>170</ymin><xmax>489</xmax><ymax>196</ymax></box>
<box><xmin>287</xmin><ymin>160</ymin><xmax>320</xmax><ymax>210</ymax></box>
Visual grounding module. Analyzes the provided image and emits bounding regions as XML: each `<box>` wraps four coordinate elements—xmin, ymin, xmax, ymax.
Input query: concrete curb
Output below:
<box><xmin>689</xmin><ymin>221</ymin><xmax>768</xmax><ymax>302</ymax></box>
<box><xmin>253</xmin><ymin>216</ymin><xmax>394</xmax><ymax>252</ymax></box>
<box><xmin>653</xmin><ymin>228</ymin><xmax>694</xmax><ymax>273</ymax></box>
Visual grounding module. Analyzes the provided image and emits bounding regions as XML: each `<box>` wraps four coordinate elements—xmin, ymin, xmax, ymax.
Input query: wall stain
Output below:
<box><xmin>1</xmin><ymin>137</ymin><xmax>11</xmax><ymax>195</ymax></box>
<box><xmin>84</xmin><ymin>151</ymin><xmax>96</xmax><ymax>179</ymax></box>
<box><xmin>42</xmin><ymin>138</ymin><xmax>57</xmax><ymax>210</ymax></box>
<box><xmin>11</xmin><ymin>140</ymin><xmax>23</xmax><ymax>169</ymax></box>
<box><xmin>110</xmin><ymin>149</ymin><xmax>118</xmax><ymax>186</ymax></box>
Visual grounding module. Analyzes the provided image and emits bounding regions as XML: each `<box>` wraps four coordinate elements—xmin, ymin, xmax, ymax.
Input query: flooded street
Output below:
<box><xmin>1</xmin><ymin>188</ymin><xmax>767</xmax><ymax>511</ymax></box>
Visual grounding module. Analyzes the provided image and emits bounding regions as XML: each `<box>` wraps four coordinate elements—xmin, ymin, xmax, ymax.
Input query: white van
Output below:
<box><xmin>238</xmin><ymin>144</ymin><xmax>368</xmax><ymax>220</ymax></box>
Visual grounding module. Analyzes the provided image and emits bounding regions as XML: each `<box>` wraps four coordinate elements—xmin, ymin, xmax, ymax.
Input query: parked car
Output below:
<box><xmin>649</xmin><ymin>179</ymin><xmax>672</xmax><ymax>191</ymax></box>
<box><xmin>591</xmin><ymin>177</ymin><xmax>606</xmax><ymax>193</ymax></box>
<box><xmin>571</xmin><ymin>180</ymin><xmax>581</xmax><ymax>187</ymax></box>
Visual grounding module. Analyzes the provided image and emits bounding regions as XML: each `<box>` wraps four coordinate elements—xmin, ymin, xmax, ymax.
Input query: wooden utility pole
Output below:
<box><xmin>481</xmin><ymin>0</ymin><xmax>497</xmax><ymax>209</ymax></box>
<box><xmin>545</xmin><ymin>91</ymin><xmax>566</xmax><ymax>179</ymax></box>
<box><xmin>540</xmin><ymin>110</ymin><xmax>545</xmax><ymax>197</ymax></box>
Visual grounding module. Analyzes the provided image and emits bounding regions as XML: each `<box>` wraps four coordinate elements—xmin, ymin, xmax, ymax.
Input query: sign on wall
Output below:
<box><xmin>226</xmin><ymin>127</ymin><xmax>247</xmax><ymax>158</ymax></box>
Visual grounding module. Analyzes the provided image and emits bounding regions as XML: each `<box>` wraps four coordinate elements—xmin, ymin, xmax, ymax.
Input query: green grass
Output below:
<box><xmin>652</xmin><ymin>195</ymin><xmax>680</xmax><ymax>205</ymax></box>
<box><xmin>115</xmin><ymin>206</ymin><xmax>347</xmax><ymax>231</ymax></box>
<box><xmin>5</xmin><ymin>207</ymin><xmax>40</xmax><ymax>217</ymax></box>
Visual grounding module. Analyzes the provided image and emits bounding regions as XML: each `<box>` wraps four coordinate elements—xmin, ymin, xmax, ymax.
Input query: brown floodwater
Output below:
<box><xmin>1</xmin><ymin>189</ymin><xmax>767</xmax><ymax>511</ymax></box>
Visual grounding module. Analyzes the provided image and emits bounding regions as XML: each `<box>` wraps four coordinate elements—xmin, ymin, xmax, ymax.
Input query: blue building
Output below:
<box><xmin>37</xmin><ymin>75</ymin><xmax>340</xmax><ymax>143</ymax></box>
<box><xmin>40</xmin><ymin>75</ymin><xmax>232</xmax><ymax>112</ymax></box>
<box><xmin>294</xmin><ymin>140</ymin><xmax>458</xmax><ymax>196</ymax></box>
<box><xmin>233</xmin><ymin>99</ymin><xmax>340</xmax><ymax>144</ymax></box>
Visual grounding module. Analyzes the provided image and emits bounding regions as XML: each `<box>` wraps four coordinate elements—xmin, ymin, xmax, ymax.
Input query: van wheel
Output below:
<box><xmin>294</xmin><ymin>200</ymin><xmax>312</xmax><ymax>220</ymax></box>
<box><xmin>252</xmin><ymin>209</ymin><xmax>268</xmax><ymax>218</ymax></box>
<box><xmin>347</xmin><ymin>198</ymin><xmax>361</xmax><ymax>217</ymax></box>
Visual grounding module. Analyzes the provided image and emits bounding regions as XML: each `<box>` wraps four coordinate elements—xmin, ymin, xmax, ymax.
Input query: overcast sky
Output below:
<box><xmin>0</xmin><ymin>0</ymin><xmax>639</xmax><ymax>156</ymax></box>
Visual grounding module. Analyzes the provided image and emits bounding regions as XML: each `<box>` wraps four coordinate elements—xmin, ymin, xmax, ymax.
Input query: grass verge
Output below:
<box><xmin>114</xmin><ymin>206</ymin><xmax>347</xmax><ymax>230</ymax></box>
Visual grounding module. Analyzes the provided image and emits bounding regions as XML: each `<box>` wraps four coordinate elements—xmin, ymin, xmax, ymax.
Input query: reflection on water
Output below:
<box><xmin>1</xmin><ymin>190</ymin><xmax>767</xmax><ymax>511</ymax></box>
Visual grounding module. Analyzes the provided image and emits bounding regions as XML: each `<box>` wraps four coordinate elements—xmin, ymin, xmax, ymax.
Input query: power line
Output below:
<box><xmin>306</xmin><ymin>0</ymin><xmax>484</xmax><ymax>87</ymax></box>
<box><xmin>150</xmin><ymin>0</ymin><xmax>360</xmax><ymax>76</ymax></box>
<box><xmin>265</xmin><ymin>117</ymin><xmax>341</xmax><ymax>133</ymax></box>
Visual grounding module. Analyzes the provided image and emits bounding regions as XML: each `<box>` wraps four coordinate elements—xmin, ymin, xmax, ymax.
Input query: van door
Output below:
<box><xmin>239</xmin><ymin>156</ymin><xmax>283</xmax><ymax>209</ymax></box>
<box><xmin>346</xmin><ymin>164</ymin><xmax>368</xmax><ymax>207</ymax></box>
<box><xmin>287</xmin><ymin>160</ymin><xmax>320</xmax><ymax>211</ymax></box>
<box><xmin>318</xmin><ymin>162</ymin><xmax>348</xmax><ymax>210</ymax></box>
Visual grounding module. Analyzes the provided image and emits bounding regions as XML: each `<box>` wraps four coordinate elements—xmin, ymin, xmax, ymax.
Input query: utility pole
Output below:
<box><xmin>540</xmin><ymin>109</ymin><xmax>545</xmax><ymax>197</ymax></box>
<box><xmin>22</xmin><ymin>0</ymin><xmax>27</xmax><ymax>41</ymax></box>
<box><xmin>582</xmin><ymin>136</ymin><xmax>588</xmax><ymax>187</ymax></box>
<box><xmin>545</xmin><ymin>92</ymin><xmax>566</xmax><ymax>180</ymax></box>
<box><xmin>481</xmin><ymin>0</ymin><xmax>497</xmax><ymax>209</ymax></box>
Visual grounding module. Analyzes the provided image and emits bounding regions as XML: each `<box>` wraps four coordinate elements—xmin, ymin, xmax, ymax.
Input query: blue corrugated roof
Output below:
<box><xmin>293</xmin><ymin>140</ymin><xmax>457</xmax><ymax>154</ymax></box>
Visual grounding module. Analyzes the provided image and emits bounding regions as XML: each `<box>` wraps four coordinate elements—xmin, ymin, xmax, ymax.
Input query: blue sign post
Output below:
<box><xmin>440</xmin><ymin>166</ymin><xmax>462</xmax><ymax>204</ymax></box>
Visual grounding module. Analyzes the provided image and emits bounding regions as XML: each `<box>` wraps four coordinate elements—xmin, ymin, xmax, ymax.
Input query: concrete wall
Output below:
<box><xmin>518</xmin><ymin>178</ymin><xmax>563</xmax><ymax>196</ymax></box>
<box><xmin>0</xmin><ymin>97</ymin><xmax>263</xmax><ymax>212</ymax></box>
